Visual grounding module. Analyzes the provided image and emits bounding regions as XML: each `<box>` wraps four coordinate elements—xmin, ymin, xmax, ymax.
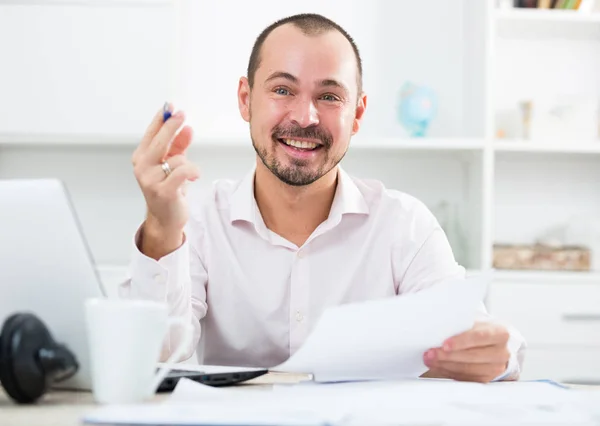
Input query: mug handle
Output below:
<box><xmin>148</xmin><ymin>316</ymin><xmax>194</xmax><ymax>395</ymax></box>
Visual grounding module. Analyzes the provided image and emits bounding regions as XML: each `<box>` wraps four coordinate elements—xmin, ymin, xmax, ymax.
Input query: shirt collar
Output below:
<box><xmin>229</xmin><ymin>165</ymin><xmax>370</xmax><ymax>225</ymax></box>
<box><xmin>229</xmin><ymin>166</ymin><xmax>257</xmax><ymax>224</ymax></box>
<box><xmin>327</xmin><ymin>166</ymin><xmax>370</xmax><ymax>219</ymax></box>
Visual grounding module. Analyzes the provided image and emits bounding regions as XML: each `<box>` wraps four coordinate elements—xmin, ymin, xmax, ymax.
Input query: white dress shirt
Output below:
<box><xmin>119</xmin><ymin>165</ymin><xmax>525</xmax><ymax>379</ymax></box>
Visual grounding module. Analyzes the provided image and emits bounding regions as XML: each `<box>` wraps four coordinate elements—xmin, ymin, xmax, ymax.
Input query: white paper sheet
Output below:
<box><xmin>82</xmin><ymin>379</ymin><xmax>599</xmax><ymax>426</ymax></box>
<box><xmin>273</xmin><ymin>273</ymin><xmax>490</xmax><ymax>382</ymax></box>
<box><xmin>83</xmin><ymin>404</ymin><xmax>338</xmax><ymax>426</ymax></box>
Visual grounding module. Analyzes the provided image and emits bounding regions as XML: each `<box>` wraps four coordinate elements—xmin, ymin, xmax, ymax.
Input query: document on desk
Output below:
<box><xmin>273</xmin><ymin>273</ymin><xmax>490</xmax><ymax>382</ymax></box>
<box><xmin>83</xmin><ymin>379</ymin><xmax>600</xmax><ymax>426</ymax></box>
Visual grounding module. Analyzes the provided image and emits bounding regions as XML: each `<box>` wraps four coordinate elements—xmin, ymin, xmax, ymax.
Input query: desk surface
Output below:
<box><xmin>1</xmin><ymin>376</ymin><xmax>598</xmax><ymax>426</ymax></box>
<box><xmin>0</xmin><ymin>372</ymin><xmax>310</xmax><ymax>426</ymax></box>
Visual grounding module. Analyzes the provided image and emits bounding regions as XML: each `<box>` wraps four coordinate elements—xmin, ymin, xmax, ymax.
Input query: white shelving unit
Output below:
<box><xmin>1</xmin><ymin>0</ymin><xmax>599</xmax><ymax>382</ymax></box>
<box><xmin>490</xmin><ymin>1</ymin><xmax>600</xmax><ymax>384</ymax></box>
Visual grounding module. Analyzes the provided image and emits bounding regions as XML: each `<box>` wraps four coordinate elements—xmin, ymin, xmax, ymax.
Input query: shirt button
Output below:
<box><xmin>297</xmin><ymin>250</ymin><xmax>305</xmax><ymax>259</ymax></box>
<box><xmin>153</xmin><ymin>273</ymin><xmax>165</xmax><ymax>284</ymax></box>
<box><xmin>296</xmin><ymin>311</ymin><xmax>304</xmax><ymax>322</ymax></box>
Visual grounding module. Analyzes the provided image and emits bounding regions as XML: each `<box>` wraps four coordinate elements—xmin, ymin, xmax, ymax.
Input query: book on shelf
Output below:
<box><xmin>513</xmin><ymin>0</ymin><xmax>584</xmax><ymax>8</ymax></box>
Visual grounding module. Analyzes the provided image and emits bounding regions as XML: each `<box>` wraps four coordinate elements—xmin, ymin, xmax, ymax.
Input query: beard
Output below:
<box><xmin>251</xmin><ymin>121</ymin><xmax>345</xmax><ymax>187</ymax></box>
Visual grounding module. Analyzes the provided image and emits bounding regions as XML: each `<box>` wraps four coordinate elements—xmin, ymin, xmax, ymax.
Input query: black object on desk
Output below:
<box><xmin>157</xmin><ymin>368</ymin><xmax>269</xmax><ymax>392</ymax></box>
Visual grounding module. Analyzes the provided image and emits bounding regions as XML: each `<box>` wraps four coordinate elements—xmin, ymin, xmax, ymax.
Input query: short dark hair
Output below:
<box><xmin>247</xmin><ymin>13</ymin><xmax>363</xmax><ymax>96</ymax></box>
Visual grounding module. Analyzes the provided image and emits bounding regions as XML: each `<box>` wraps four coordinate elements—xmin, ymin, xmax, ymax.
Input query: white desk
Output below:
<box><xmin>0</xmin><ymin>372</ymin><xmax>310</xmax><ymax>426</ymax></box>
<box><xmin>2</xmin><ymin>376</ymin><xmax>599</xmax><ymax>426</ymax></box>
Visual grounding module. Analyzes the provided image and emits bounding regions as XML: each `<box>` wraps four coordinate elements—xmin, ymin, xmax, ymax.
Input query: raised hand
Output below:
<box><xmin>132</xmin><ymin>103</ymin><xmax>199</xmax><ymax>260</ymax></box>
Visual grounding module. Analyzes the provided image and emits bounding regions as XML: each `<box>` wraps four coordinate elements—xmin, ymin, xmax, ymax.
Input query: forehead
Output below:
<box><xmin>257</xmin><ymin>24</ymin><xmax>358</xmax><ymax>92</ymax></box>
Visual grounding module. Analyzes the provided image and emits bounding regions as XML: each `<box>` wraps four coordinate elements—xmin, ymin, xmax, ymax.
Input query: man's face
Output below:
<box><xmin>238</xmin><ymin>24</ymin><xmax>366</xmax><ymax>186</ymax></box>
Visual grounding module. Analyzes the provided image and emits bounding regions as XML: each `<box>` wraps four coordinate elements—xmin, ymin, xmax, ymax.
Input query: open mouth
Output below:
<box><xmin>277</xmin><ymin>138</ymin><xmax>322</xmax><ymax>152</ymax></box>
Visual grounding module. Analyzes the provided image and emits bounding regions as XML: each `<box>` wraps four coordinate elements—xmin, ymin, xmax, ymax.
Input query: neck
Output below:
<box><xmin>254</xmin><ymin>159</ymin><xmax>338</xmax><ymax>247</ymax></box>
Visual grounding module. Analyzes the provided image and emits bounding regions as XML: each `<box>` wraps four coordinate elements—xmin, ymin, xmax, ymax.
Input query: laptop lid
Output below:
<box><xmin>0</xmin><ymin>178</ymin><xmax>105</xmax><ymax>390</ymax></box>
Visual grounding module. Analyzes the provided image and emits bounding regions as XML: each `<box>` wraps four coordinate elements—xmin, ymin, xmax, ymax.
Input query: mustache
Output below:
<box><xmin>272</xmin><ymin>124</ymin><xmax>333</xmax><ymax>148</ymax></box>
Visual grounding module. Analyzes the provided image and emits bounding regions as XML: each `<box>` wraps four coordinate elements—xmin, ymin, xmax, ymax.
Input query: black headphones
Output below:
<box><xmin>0</xmin><ymin>313</ymin><xmax>79</xmax><ymax>404</ymax></box>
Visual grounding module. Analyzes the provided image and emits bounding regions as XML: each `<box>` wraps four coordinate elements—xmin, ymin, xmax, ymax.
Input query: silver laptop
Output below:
<box><xmin>0</xmin><ymin>178</ymin><xmax>105</xmax><ymax>390</ymax></box>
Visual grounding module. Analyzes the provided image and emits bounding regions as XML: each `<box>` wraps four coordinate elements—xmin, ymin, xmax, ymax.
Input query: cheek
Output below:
<box><xmin>325</xmin><ymin>107</ymin><xmax>355</xmax><ymax>137</ymax></box>
<box><xmin>254</xmin><ymin>98</ymin><xmax>288</xmax><ymax>130</ymax></box>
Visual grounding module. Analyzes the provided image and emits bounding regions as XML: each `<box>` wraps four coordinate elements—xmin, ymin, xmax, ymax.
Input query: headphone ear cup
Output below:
<box><xmin>0</xmin><ymin>314</ymin><xmax>34</xmax><ymax>403</ymax></box>
<box><xmin>0</xmin><ymin>313</ymin><xmax>51</xmax><ymax>404</ymax></box>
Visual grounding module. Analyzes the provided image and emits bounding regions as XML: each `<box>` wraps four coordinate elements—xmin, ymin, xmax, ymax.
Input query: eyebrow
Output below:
<box><xmin>318</xmin><ymin>78</ymin><xmax>349</xmax><ymax>97</ymax></box>
<box><xmin>265</xmin><ymin>71</ymin><xmax>298</xmax><ymax>84</ymax></box>
<box><xmin>264</xmin><ymin>72</ymin><xmax>349</xmax><ymax>97</ymax></box>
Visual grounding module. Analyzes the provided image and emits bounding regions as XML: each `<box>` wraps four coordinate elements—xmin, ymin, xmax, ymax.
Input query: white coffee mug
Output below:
<box><xmin>85</xmin><ymin>298</ymin><xmax>193</xmax><ymax>404</ymax></box>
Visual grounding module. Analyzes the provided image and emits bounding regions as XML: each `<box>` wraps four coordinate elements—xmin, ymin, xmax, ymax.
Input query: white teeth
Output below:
<box><xmin>283</xmin><ymin>139</ymin><xmax>318</xmax><ymax>150</ymax></box>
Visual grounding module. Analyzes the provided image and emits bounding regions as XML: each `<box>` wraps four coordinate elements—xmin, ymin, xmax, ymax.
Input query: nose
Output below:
<box><xmin>288</xmin><ymin>96</ymin><xmax>319</xmax><ymax>128</ymax></box>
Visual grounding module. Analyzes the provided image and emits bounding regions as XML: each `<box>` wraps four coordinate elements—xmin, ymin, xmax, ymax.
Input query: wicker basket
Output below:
<box><xmin>493</xmin><ymin>244</ymin><xmax>591</xmax><ymax>271</ymax></box>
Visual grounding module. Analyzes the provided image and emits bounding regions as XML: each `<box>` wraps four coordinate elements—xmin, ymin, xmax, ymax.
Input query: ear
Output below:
<box><xmin>238</xmin><ymin>77</ymin><xmax>251</xmax><ymax>122</ymax></box>
<box><xmin>351</xmin><ymin>92</ymin><xmax>367</xmax><ymax>135</ymax></box>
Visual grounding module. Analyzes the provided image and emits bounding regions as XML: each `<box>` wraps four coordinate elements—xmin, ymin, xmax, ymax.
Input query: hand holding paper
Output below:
<box><xmin>423</xmin><ymin>321</ymin><xmax>511</xmax><ymax>383</ymax></box>
<box><xmin>273</xmin><ymin>273</ymin><xmax>490</xmax><ymax>382</ymax></box>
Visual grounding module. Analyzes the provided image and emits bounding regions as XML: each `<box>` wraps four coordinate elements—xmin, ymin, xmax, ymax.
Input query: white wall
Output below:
<box><xmin>0</xmin><ymin>2</ymin><xmax>172</xmax><ymax>136</ymax></box>
<box><xmin>495</xmin><ymin>152</ymin><xmax>600</xmax><ymax>247</ymax></box>
<box><xmin>0</xmin><ymin>0</ymin><xmax>487</xmax><ymax>272</ymax></box>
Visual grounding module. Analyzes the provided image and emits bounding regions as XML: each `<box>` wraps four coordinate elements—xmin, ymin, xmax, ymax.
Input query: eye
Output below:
<box><xmin>274</xmin><ymin>87</ymin><xmax>290</xmax><ymax>96</ymax></box>
<box><xmin>321</xmin><ymin>93</ymin><xmax>339</xmax><ymax>102</ymax></box>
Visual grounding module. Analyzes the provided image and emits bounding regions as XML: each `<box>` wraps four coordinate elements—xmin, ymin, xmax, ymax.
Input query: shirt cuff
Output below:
<box><xmin>492</xmin><ymin>325</ymin><xmax>526</xmax><ymax>382</ymax></box>
<box><xmin>492</xmin><ymin>351</ymin><xmax>519</xmax><ymax>382</ymax></box>
<box><xmin>124</xmin><ymin>226</ymin><xmax>190</xmax><ymax>303</ymax></box>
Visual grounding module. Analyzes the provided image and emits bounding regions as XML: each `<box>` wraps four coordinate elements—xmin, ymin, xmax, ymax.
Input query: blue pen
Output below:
<box><xmin>163</xmin><ymin>102</ymin><xmax>172</xmax><ymax>122</ymax></box>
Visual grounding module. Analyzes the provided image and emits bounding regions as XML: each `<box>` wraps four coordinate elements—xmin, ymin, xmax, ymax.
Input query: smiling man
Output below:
<box><xmin>122</xmin><ymin>13</ymin><xmax>526</xmax><ymax>383</ymax></box>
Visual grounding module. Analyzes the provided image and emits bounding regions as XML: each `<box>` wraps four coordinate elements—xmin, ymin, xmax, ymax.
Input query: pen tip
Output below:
<box><xmin>163</xmin><ymin>102</ymin><xmax>172</xmax><ymax>122</ymax></box>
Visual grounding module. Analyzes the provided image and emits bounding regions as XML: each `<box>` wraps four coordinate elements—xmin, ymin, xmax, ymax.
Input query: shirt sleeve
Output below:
<box><xmin>118</xmin><ymin>222</ymin><xmax>208</xmax><ymax>362</ymax></box>
<box><xmin>392</xmin><ymin>203</ymin><xmax>526</xmax><ymax>381</ymax></box>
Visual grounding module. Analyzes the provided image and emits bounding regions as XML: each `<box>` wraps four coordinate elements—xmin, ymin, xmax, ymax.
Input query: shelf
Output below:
<box><xmin>0</xmin><ymin>133</ymin><xmax>142</xmax><ymax>147</ymax></box>
<box><xmin>350</xmin><ymin>137</ymin><xmax>485</xmax><ymax>151</ymax></box>
<box><xmin>495</xmin><ymin>8</ymin><xmax>600</xmax><ymax>39</ymax></box>
<box><xmin>6</xmin><ymin>135</ymin><xmax>600</xmax><ymax>155</ymax></box>
<box><xmin>192</xmin><ymin>137</ymin><xmax>486</xmax><ymax>152</ymax></box>
<box><xmin>0</xmin><ymin>0</ymin><xmax>172</xmax><ymax>6</ymax></box>
<box><xmin>0</xmin><ymin>134</ymin><xmax>486</xmax><ymax>152</ymax></box>
<box><xmin>492</xmin><ymin>269</ymin><xmax>600</xmax><ymax>284</ymax></box>
<box><xmin>494</xmin><ymin>140</ymin><xmax>600</xmax><ymax>154</ymax></box>
<box><xmin>496</xmin><ymin>8</ymin><xmax>600</xmax><ymax>23</ymax></box>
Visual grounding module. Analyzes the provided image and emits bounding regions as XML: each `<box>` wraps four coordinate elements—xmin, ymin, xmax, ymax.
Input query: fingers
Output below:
<box><xmin>422</xmin><ymin>323</ymin><xmax>512</xmax><ymax>383</ymax></box>
<box><xmin>424</xmin><ymin>367</ymin><xmax>491</xmax><ymax>383</ymax></box>
<box><xmin>443</xmin><ymin>323</ymin><xmax>509</xmax><ymax>352</ymax></box>
<box><xmin>168</xmin><ymin>125</ymin><xmax>194</xmax><ymax>157</ymax></box>
<box><xmin>136</xmin><ymin>154</ymin><xmax>189</xmax><ymax>192</ymax></box>
<box><xmin>143</xmin><ymin>154</ymin><xmax>189</xmax><ymax>182</ymax></box>
<box><xmin>141</xmin><ymin>103</ymin><xmax>172</xmax><ymax>149</ymax></box>
<box><xmin>132</xmin><ymin>103</ymin><xmax>188</xmax><ymax>169</ymax></box>
<box><xmin>146</xmin><ymin>110</ymin><xmax>187</xmax><ymax>163</ymax></box>
<box><xmin>426</xmin><ymin>345</ymin><xmax>510</xmax><ymax>364</ymax></box>
<box><xmin>425</xmin><ymin>360</ymin><xmax>507</xmax><ymax>383</ymax></box>
<box><xmin>161</xmin><ymin>163</ymin><xmax>200</xmax><ymax>195</ymax></box>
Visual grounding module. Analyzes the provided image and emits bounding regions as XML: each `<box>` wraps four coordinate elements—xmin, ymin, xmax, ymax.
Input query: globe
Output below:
<box><xmin>397</xmin><ymin>82</ymin><xmax>437</xmax><ymax>137</ymax></box>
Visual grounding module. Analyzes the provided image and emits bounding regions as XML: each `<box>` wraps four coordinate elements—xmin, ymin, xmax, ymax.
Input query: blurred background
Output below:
<box><xmin>1</xmin><ymin>0</ymin><xmax>599</xmax><ymax>382</ymax></box>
